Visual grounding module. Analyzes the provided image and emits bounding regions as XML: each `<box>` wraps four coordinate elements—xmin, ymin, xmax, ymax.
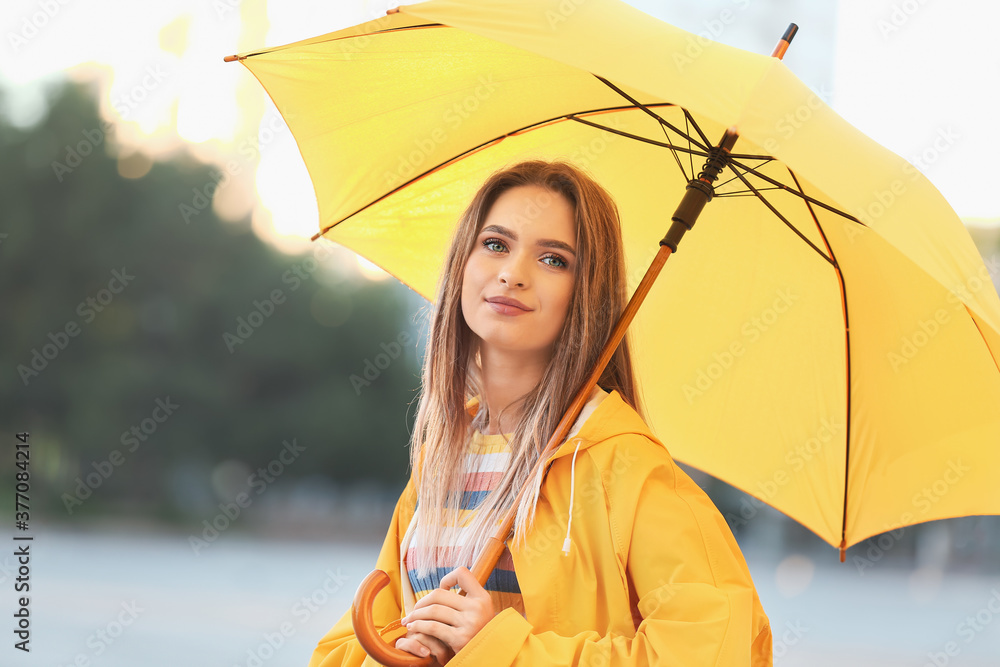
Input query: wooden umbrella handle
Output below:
<box><xmin>352</xmin><ymin>534</ymin><xmax>509</xmax><ymax>667</ymax></box>
<box><xmin>352</xmin><ymin>569</ymin><xmax>436</xmax><ymax>667</ymax></box>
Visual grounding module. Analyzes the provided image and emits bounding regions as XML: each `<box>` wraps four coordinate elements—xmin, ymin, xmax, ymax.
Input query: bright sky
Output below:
<box><xmin>1</xmin><ymin>0</ymin><xmax>997</xmax><ymax>272</ymax></box>
<box><xmin>833</xmin><ymin>0</ymin><xmax>1000</xmax><ymax>222</ymax></box>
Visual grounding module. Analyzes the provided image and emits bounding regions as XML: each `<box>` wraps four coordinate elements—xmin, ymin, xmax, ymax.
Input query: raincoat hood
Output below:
<box><xmin>463</xmin><ymin>385</ymin><xmax>641</xmax><ymax>555</ymax></box>
<box><xmin>463</xmin><ymin>384</ymin><xmax>638</xmax><ymax>462</ymax></box>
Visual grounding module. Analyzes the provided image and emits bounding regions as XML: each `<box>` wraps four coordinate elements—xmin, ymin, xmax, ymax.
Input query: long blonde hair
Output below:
<box><xmin>407</xmin><ymin>159</ymin><xmax>644</xmax><ymax>576</ymax></box>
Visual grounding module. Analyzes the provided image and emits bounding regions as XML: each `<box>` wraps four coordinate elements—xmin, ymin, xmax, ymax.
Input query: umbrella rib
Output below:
<box><xmin>684</xmin><ymin>113</ymin><xmax>695</xmax><ymax>180</ymax></box>
<box><xmin>568</xmin><ymin>116</ymin><xmax>710</xmax><ymax>159</ymax></box>
<box><xmin>728</xmin><ymin>152</ymin><xmax>779</xmax><ymax>161</ymax></box>
<box><xmin>682</xmin><ymin>107</ymin><xmax>713</xmax><ymax>152</ymax></box>
<box><xmin>589</xmin><ymin>74</ymin><xmax>696</xmax><ymax>181</ymax></box>
<box><xmin>787</xmin><ymin>168</ymin><xmax>854</xmax><ymax>559</ymax></box>
<box><xmin>726</xmin><ymin>164</ymin><xmax>835</xmax><ymax>266</ymax></box>
<box><xmin>592</xmin><ymin>75</ymin><xmax>710</xmax><ymax>153</ymax></box>
<box><xmin>715</xmin><ymin>158</ymin><xmax>771</xmax><ymax>191</ymax></box>
<box><xmin>963</xmin><ymin>303</ymin><xmax>1000</xmax><ymax>375</ymax></box>
<box><xmin>648</xmin><ymin>113</ymin><xmax>688</xmax><ymax>181</ymax></box>
<box><xmin>590</xmin><ymin>74</ymin><xmax>743</xmax><ymax>184</ymax></box>
<box><xmin>312</xmin><ymin>103</ymin><xmax>685</xmax><ymax>238</ymax></box>
<box><xmin>714</xmin><ymin>188</ymin><xmax>785</xmax><ymax>197</ymax></box>
<box><xmin>233</xmin><ymin>23</ymin><xmax>447</xmax><ymax>60</ymax></box>
<box><xmin>728</xmin><ymin>157</ymin><xmax>867</xmax><ymax>228</ymax></box>
<box><xmin>365</xmin><ymin>23</ymin><xmax>445</xmax><ymax>35</ymax></box>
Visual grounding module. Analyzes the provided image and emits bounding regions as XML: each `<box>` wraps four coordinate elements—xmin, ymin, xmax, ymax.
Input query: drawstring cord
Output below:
<box><xmin>562</xmin><ymin>440</ymin><xmax>582</xmax><ymax>556</ymax></box>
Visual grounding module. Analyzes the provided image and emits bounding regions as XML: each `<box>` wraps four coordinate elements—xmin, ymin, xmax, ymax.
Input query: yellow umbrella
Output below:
<box><xmin>225</xmin><ymin>0</ymin><xmax>1000</xmax><ymax>562</ymax></box>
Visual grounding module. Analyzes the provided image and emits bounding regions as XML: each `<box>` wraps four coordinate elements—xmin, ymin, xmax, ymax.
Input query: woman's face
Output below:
<box><xmin>461</xmin><ymin>185</ymin><xmax>578</xmax><ymax>364</ymax></box>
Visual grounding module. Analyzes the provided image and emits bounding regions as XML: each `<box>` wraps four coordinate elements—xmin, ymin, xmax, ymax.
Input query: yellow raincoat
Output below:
<box><xmin>309</xmin><ymin>388</ymin><xmax>772</xmax><ymax>666</ymax></box>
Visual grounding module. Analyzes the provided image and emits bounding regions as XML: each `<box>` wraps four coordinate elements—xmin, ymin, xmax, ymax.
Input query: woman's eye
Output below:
<box><xmin>483</xmin><ymin>238</ymin><xmax>506</xmax><ymax>253</ymax></box>
<box><xmin>542</xmin><ymin>254</ymin><xmax>567</xmax><ymax>268</ymax></box>
<box><xmin>482</xmin><ymin>238</ymin><xmax>566</xmax><ymax>268</ymax></box>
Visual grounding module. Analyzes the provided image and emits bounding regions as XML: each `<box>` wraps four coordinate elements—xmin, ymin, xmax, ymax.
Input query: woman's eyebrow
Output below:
<box><xmin>481</xmin><ymin>224</ymin><xmax>576</xmax><ymax>256</ymax></box>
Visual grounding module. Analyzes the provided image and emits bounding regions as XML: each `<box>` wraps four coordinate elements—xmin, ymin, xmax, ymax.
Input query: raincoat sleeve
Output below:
<box><xmin>446</xmin><ymin>433</ymin><xmax>771</xmax><ymax>667</ymax></box>
<box><xmin>307</xmin><ymin>478</ymin><xmax>416</xmax><ymax>667</ymax></box>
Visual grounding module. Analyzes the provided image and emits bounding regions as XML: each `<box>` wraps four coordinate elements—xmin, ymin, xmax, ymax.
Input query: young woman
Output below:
<box><xmin>309</xmin><ymin>160</ymin><xmax>773</xmax><ymax>667</ymax></box>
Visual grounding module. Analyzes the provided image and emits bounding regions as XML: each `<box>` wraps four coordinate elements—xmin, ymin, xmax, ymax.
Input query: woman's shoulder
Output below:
<box><xmin>573</xmin><ymin>389</ymin><xmax>672</xmax><ymax>463</ymax></box>
<box><xmin>573</xmin><ymin>390</ymin><xmax>732</xmax><ymax>511</ymax></box>
<box><xmin>580</xmin><ymin>429</ymin><xmax>678</xmax><ymax>496</ymax></box>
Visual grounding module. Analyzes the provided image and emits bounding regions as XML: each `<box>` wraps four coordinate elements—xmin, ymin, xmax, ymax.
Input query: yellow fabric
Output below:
<box><xmin>307</xmin><ymin>390</ymin><xmax>772</xmax><ymax>666</ymax></box>
<box><xmin>233</xmin><ymin>0</ymin><xmax>1000</xmax><ymax>552</ymax></box>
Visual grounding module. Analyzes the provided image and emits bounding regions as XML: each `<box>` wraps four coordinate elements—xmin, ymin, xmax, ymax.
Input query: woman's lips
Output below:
<box><xmin>486</xmin><ymin>296</ymin><xmax>532</xmax><ymax>315</ymax></box>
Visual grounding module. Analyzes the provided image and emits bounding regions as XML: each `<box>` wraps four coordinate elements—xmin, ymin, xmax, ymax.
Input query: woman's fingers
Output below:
<box><xmin>400</xmin><ymin>568</ymin><xmax>496</xmax><ymax>656</ymax></box>
<box><xmin>395</xmin><ymin>635</ymin><xmax>431</xmax><ymax>658</ymax></box>
<box><xmin>438</xmin><ymin>566</ymin><xmax>487</xmax><ymax>598</ymax></box>
<box><xmin>404</xmin><ymin>601</ymin><xmax>463</xmax><ymax>628</ymax></box>
<box><xmin>410</xmin><ymin>567</ymin><xmax>494</xmax><ymax>654</ymax></box>
<box><xmin>404</xmin><ymin>593</ymin><xmax>473</xmax><ymax>637</ymax></box>
<box><xmin>410</xmin><ymin>588</ymin><xmax>462</xmax><ymax>612</ymax></box>
<box><xmin>402</xmin><ymin>617</ymin><xmax>457</xmax><ymax>648</ymax></box>
<box><xmin>396</xmin><ymin>632</ymin><xmax>454</xmax><ymax>665</ymax></box>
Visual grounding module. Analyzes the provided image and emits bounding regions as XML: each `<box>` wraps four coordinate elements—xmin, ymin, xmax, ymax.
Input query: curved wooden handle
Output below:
<box><xmin>352</xmin><ymin>569</ymin><xmax>436</xmax><ymax>667</ymax></box>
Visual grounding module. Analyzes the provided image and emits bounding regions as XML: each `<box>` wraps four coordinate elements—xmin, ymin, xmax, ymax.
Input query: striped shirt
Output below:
<box><xmin>404</xmin><ymin>430</ymin><xmax>525</xmax><ymax>617</ymax></box>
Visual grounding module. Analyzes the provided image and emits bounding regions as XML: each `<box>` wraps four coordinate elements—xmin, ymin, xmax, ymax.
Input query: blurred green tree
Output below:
<box><xmin>0</xmin><ymin>81</ymin><xmax>422</xmax><ymax>522</ymax></box>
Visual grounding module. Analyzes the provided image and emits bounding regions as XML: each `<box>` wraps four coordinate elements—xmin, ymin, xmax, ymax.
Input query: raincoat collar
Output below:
<box><xmin>463</xmin><ymin>386</ymin><xmax>655</xmax><ymax>465</ymax></box>
<box><xmin>463</xmin><ymin>385</ymin><xmax>656</xmax><ymax>557</ymax></box>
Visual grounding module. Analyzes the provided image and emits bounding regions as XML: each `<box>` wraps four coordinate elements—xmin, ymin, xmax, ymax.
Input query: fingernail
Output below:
<box><xmin>420</xmin><ymin>647</ymin><xmax>430</xmax><ymax>657</ymax></box>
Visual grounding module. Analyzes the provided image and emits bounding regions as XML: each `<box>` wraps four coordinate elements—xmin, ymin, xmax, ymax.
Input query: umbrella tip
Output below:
<box><xmin>224</xmin><ymin>54</ymin><xmax>241</xmax><ymax>63</ymax></box>
<box><xmin>783</xmin><ymin>23</ymin><xmax>799</xmax><ymax>44</ymax></box>
<box><xmin>770</xmin><ymin>23</ymin><xmax>799</xmax><ymax>60</ymax></box>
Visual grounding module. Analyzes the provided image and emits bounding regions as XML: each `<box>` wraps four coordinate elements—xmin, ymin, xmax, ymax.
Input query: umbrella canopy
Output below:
<box><xmin>226</xmin><ymin>0</ymin><xmax>1000</xmax><ymax>558</ymax></box>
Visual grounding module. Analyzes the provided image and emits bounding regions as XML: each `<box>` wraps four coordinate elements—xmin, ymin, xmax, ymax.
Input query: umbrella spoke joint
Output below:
<box><xmin>661</xmin><ymin>130</ymin><xmax>739</xmax><ymax>252</ymax></box>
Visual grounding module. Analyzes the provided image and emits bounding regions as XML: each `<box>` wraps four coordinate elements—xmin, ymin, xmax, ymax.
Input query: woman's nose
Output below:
<box><xmin>497</xmin><ymin>252</ymin><xmax>528</xmax><ymax>288</ymax></box>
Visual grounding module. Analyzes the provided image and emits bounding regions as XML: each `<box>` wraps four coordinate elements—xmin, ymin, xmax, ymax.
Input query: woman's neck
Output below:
<box><xmin>477</xmin><ymin>345</ymin><xmax>550</xmax><ymax>435</ymax></box>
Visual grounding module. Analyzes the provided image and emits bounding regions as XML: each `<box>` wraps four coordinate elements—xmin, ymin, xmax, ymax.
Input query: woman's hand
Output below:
<box><xmin>394</xmin><ymin>630</ymin><xmax>452</xmax><ymax>665</ymax></box>
<box><xmin>395</xmin><ymin>567</ymin><xmax>495</xmax><ymax>664</ymax></box>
